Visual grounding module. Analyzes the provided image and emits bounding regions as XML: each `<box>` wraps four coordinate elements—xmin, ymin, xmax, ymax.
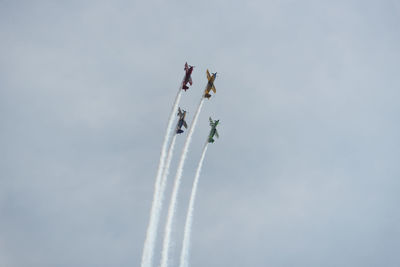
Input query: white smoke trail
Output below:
<box><xmin>179</xmin><ymin>142</ymin><xmax>209</xmax><ymax>267</ymax></box>
<box><xmin>160</xmin><ymin>97</ymin><xmax>205</xmax><ymax>267</ymax></box>
<box><xmin>143</xmin><ymin>135</ymin><xmax>177</xmax><ymax>267</ymax></box>
<box><xmin>141</xmin><ymin>87</ymin><xmax>182</xmax><ymax>267</ymax></box>
<box><xmin>155</xmin><ymin>134</ymin><xmax>177</xmax><ymax>228</ymax></box>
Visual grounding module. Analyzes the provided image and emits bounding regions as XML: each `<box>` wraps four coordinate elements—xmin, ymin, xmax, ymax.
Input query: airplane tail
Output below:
<box><xmin>204</xmin><ymin>93</ymin><xmax>211</xmax><ymax>99</ymax></box>
<box><xmin>182</xmin><ymin>85</ymin><xmax>189</xmax><ymax>90</ymax></box>
<box><xmin>208</xmin><ymin>138</ymin><xmax>214</xmax><ymax>143</ymax></box>
<box><xmin>177</xmin><ymin>129</ymin><xmax>184</xmax><ymax>134</ymax></box>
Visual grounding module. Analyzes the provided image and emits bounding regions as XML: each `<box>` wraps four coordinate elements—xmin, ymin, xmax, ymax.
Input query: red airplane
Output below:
<box><xmin>182</xmin><ymin>62</ymin><xmax>194</xmax><ymax>91</ymax></box>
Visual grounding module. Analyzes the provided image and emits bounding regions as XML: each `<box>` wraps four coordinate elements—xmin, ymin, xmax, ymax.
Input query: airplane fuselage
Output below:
<box><xmin>204</xmin><ymin>73</ymin><xmax>217</xmax><ymax>98</ymax></box>
<box><xmin>207</xmin><ymin>75</ymin><xmax>216</xmax><ymax>88</ymax></box>
<box><xmin>176</xmin><ymin>119</ymin><xmax>185</xmax><ymax>134</ymax></box>
<box><xmin>182</xmin><ymin>66</ymin><xmax>194</xmax><ymax>91</ymax></box>
<box><xmin>184</xmin><ymin>68</ymin><xmax>193</xmax><ymax>83</ymax></box>
<box><xmin>208</xmin><ymin>126</ymin><xmax>217</xmax><ymax>142</ymax></box>
<box><xmin>177</xmin><ymin>119</ymin><xmax>184</xmax><ymax>129</ymax></box>
<box><xmin>210</xmin><ymin>128</ymin><xmax>216</xmax><ymax>137</ymax></box>
<box><xmin>176</xmin><ymin>111</ymin><xmax>187</xmax><ymax>134</ymax></box>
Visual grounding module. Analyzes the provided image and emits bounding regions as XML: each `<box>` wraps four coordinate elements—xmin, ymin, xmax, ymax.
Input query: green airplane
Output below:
<box><xmin>208</xmin><ymin>117</ymin><xmax>220</xmax><ymax>143</ymax></box>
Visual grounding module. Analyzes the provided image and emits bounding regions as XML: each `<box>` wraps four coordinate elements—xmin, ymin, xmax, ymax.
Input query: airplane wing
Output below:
<box><xmin>189</xmin><ymin>76</ymin><xmax>193</xmax><ymax>85</ymax></box>
<box><xmin>206</xmin><ymin>69</ymin><xmax>211</xmax><ymax>80</ymax></box>
<box><xmin>211</xmin><ymin>85</ymin><xmax>216</xmax><ymax>93</ymax></box>
<box><xmin>184</xmin><ymin>62</ymin><xmax>188</xmax><ymax>71</ymax></box>
<box><xmin>183</xmin><ymin>120</ymin><xmax>188</xmax><ymax>128</ymax></box>
<box><xmin>215</xmin><ymin>129</ymin><xmax>219</xmax><ymax>138</ymax></box>
<box><xmin>209</xmin><ymin>117</ymin><xmax>214</xmax><ymax>126</ymax></box>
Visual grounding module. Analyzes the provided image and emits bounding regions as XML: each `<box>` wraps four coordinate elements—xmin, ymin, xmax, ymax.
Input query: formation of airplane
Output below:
<box><xmin>204</xmin><ymin>69</ymin><xmax>217</xmax><ymax>99</ymax></box>
<box><xmin>176</xmin><ymin>107</ymin><xmax>188</xmax><ymax>134</ymax></box>
<box><xmin>175</xmin><ymin>63</ymin><xmax>220</xmax><ymax>142</ymax></box>
<box><xmin>182</xmin><ymin>62</ymin><xmax>194</xmax><ymax>91</ymax></box>
<box><xmin>208</xmin><ymin>117</ymin><xmax>219</xmax><ymax>143</ymax></box>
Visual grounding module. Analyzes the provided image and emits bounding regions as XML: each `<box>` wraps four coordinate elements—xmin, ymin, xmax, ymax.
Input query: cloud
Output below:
<box><xmin>1</xmin><ymin>1</ymin><xmax>399</xmax><ymax>266</ymax></box>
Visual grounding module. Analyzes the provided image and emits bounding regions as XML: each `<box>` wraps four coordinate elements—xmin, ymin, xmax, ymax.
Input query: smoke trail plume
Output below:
<box><xmin>160</xmin><ymin>97</ymin><xmax>205</xmax><ymax>267</ymax></box>
<box><xmin>158</xmin><ymin>134</ymin><xmax>177</xmax><ymax>207</ymax></box>
<box><xmin>179</xmin><ymin>142</ymin><xmax>208</xmax><ymax>267</ymax></box>
<box><xmin>143</xmin><ymin>135</ymin><xmax>177</xmax><ymax>267</ymax></box>
<box><xmin>141</xmin><ymin>87</ymin><xmax>182</xmax><ymax>267</ymax></box>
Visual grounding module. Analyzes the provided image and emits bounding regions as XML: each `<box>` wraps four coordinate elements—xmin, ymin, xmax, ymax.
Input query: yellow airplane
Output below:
<box><xmin>204</xmin><ymin>69</ymin><xmax>217</xmax><ymax>99</ymax></box>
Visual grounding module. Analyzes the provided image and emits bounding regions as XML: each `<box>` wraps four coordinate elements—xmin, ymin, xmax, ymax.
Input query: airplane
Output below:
<box><xmin>204</xmin><ymin>69</ymin><xmax>217</xmax><ymax>99</ymax></box>
<box><xmin>176</xmin><ymin>107</ymin><xmax>188</xmax><ymax>134</ymax></box>
<box><xmin>208</xmin><ymin>117</ymin><xmax>220</xmax><ymax>143</ymax></box>
<box><xmin>182</xmin><ymin>62</ymin><xmax>194</xmax><ymax>91</ymax></box>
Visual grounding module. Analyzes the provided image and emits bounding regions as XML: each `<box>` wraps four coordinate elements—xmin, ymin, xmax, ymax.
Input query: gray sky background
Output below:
<box><xmin>1</xmin><ymin>1</ymin><xmax>400</xmax><ymax>266</ymax></box>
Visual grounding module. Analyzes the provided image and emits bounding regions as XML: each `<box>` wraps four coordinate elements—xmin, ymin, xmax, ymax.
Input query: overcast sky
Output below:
<box><xmin>1</xmin><ymin>1</ymin><xmax>400</xmax><ymax>266</ymax></box>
